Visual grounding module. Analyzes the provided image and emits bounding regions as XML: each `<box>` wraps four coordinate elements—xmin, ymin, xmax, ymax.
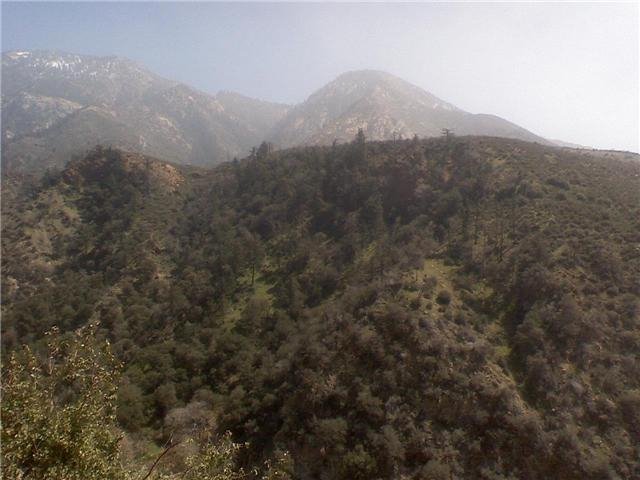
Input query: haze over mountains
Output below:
<box><xmin>270</xmin><ymin>70</ymin><xmax>550</xmax><ymax>148</ymax></box>
<box><xmin>2</xmin><ymin>50</ymin><xmax>556</xmax><ymax>172</ymax></box>
<box><xmin>1</xmin><ymin>50</ymin><xmax>289</xmax><ymax>171</ymax></box>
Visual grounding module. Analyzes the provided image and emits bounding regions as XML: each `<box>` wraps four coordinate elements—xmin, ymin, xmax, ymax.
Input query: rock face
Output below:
<box><xmin>268</xmin><ymin>70</ymin><xmax>550</xmax><ymax>147</ymax></box>
<box><xmin>1</xmin><ymin>51</ymin><xmax>290</xmax><ymax>172</ymax></box>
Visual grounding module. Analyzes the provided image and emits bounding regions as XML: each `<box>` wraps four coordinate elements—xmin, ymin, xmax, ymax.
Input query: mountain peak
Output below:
<box><xmin>2</xmin><ymin>49</ymin><xmax>134</xmax><ymax>69</ymax></box>
<box><xmin>316</xmin><ymin>69</ymin><xmax>436</xmax><ymax>96</ymax></box>
<box><xmin>1</xmin><ymin>50</ymin><xmax>166</xmax><ymax>99</ymax></box>
<box><xmin>332</xmin><ymin>69</ymin><xmax>401</xmax><ymax>82</ymax></box>
<box><xmin>268</xmin><ymin>68</ymin><xmax>550</xmax><ymax>147</ymax></box>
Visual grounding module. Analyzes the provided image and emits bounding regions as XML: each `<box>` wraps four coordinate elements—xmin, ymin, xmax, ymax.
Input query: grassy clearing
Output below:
<box><xmin>400</xmin><ymin>258</ymin><xmax>460</xmax><ymax>310</ymax></box>
<box><xmin>223</xmin><ymin>261</ymin><xmax>276</xmax><ymax>327</ymax></box>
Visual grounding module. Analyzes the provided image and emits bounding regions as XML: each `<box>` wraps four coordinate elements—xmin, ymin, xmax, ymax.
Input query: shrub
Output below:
<box><xmin>422</xmin><ymin>276</ymin><xmax>438</xmax><ymax>296</ymax></box>
<box><xmin>546</xmin><ymin>177</ymin><xmax>570</xmax><ymax>190</ymax></box>
<box><xmin>340</xmin><ymin>444</ymin><xmax>376</xmax><ymax>480</ymax></box>
<box><xmin>436</xmin><ymin>290</ymin><xmax>452</xmax><ymax>305</ymax></box>
<box><xmin>1</xmin><ymin>324</ymin><xmax>127</xmax><ymax>480</ymax></box>
<box><xmin>418</xmin><ymin>459</ymin><xmax>451</xmax><ymax>480</ymax></box>
<box><xmin>1</xmin><ymin>325</ymin><xmax>292</xmax><ymax>480</ymax></box>
<box><xmin>409</xmin><ymin>296</ymin><xmax>422</xmax><ymax>310</ymax></box>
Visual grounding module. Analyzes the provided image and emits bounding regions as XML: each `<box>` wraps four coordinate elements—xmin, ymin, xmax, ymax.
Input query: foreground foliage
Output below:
<box><xmin>2</xmin><ymin>324</ymin><xmax>125</xmax><ymax>479</ymax></box>
<box><xmin>1</xmin><ymin>325</ymin><xmax>291</xmax><ymax>479</ymax></box>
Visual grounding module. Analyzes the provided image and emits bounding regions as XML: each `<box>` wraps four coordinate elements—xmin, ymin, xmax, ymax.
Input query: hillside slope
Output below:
<box><xmin>2</xmin><ymin>137</ymin><xmax>639</xmax><ymax>479</ymax></box>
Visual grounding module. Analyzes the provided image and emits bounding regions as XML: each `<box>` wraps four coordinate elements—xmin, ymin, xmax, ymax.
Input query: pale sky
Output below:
<box><xmin>2</xmin><ymin>2</ymin><xmax>639</xmax><ymax>151</ymax></box>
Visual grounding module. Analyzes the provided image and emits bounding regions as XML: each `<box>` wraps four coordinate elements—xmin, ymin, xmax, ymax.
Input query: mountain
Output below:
<box><xmin>269</xmin><ymin>70</ymin><xmax>551</xmax><ymax>147</ymax></box>
<box><xmin>549</xmin><ymin>138</ymin><xmax>593</xmax><ymax>149</ymax></box>
<box><xmin>1</xmin><ymin>50</ymin><xmax>290</xmax><ymax>172</ymax></box>
<box><xmin>4</xmin><ymin>53</ymin><xmax>563</xmax><ymax>173</ymax></box>
<box><xmin>3</xmin><ymin>136</ymin><xmax>639</xmax><ymax>478</ymax></box>
<box><xmin>216</xmin><ymin>90</ymin><xmax>290</xmax><ymax>138</ymax></box>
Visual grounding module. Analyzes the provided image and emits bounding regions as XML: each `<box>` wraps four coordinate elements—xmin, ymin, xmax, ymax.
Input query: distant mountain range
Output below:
<box><xmin>1</xmin><ymin>51</ymin><xmax>288</xmax><ymax>171</ymax></box>
<box><xmin>3</xmin><ymin>50</ymin><xmax>554</xmax><ymax>172</ymax></box>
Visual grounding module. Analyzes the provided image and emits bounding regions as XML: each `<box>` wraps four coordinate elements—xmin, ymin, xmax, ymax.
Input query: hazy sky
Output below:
<box><xmin>2</xmin><ymin>2</ymin><xmax>638</xmax><ymax>152</ymax></box>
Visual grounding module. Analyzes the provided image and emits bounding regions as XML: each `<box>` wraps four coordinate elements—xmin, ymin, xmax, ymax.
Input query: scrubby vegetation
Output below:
<box><xmin>1</xmin><ymin>324</ymin><xmax>292</xmax><ymax>479</ymax></box>
<box><xmin>2</xmin><ymin>136</ymin><xmax>639</xmax><ymax>478</ymax></box>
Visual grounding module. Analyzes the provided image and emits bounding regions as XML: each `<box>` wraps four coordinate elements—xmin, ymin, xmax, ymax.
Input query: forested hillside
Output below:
<box><xmin>2</xmin><ymin>136</ymin><xmax>639</xmax><ymax>479</ymax></box>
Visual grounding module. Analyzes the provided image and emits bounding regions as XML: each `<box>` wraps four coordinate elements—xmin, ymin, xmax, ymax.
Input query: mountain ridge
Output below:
<box><xmin>2</xmin><ymin>50</ymin><xmax>289</xmax><ymax>171</ymax></box>
<box><xmin>4</xmin><ymin>50</ymin><xmax>561</xmax><ymax>173</ymax></box>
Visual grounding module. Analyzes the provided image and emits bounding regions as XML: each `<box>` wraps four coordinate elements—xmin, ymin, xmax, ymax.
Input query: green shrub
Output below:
<box><xmin>1</xmin><ymin>324</ymin><xmax>128</xmax><ymax>480</ymax></box>
<box><xmin>436</xmin><ymin>290</ymin><xmax>452</xmax><ymax>305</ymax></box>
